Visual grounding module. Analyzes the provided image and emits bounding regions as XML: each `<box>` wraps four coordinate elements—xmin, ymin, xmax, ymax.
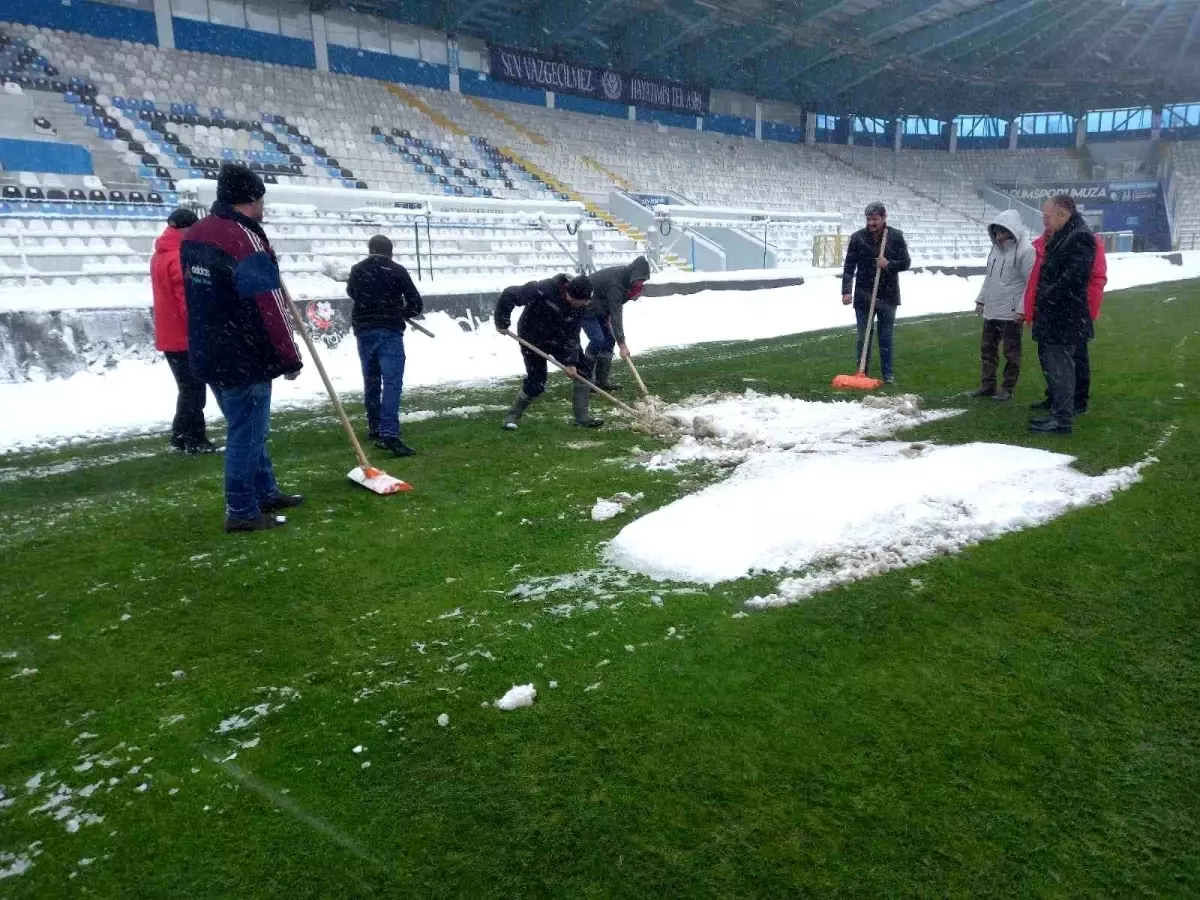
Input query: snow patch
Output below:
<box><xmin>605</xmin><ymin>393</ymin><xmax>1162</xmax><ymax>607</ymax></box>
<box><xmin>495</xmin><ymin>684</ymin><xmax>537</xmax><ymax>711</ymax></box>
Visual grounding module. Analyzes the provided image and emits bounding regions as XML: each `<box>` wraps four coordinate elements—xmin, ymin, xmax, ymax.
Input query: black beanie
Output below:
<box><xmin>368</xmin><ymin>234</ymin><xmax>393</xmax><ymax>256</ymax></box>
<box><xmin>566</xmin><ymin>274</ymin><xmax>593</xmax><ymax>300</ymax></box>
<box><xmin>217</xmin><ymin>163</ymin><xmax>266</xmax><ymax>206</ymax></box>
<box><xmin>167</xmin><ymin>207</ymin><xmax>199</xmax><ymax>229</ymax></box>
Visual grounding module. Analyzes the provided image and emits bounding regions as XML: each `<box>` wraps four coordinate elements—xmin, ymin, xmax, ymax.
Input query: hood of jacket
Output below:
<box><xmin>154</xmin><ymin>224</ymin><xmax>186</xmax><ymax>257</ymax></box>
<box><xmin>988</xmin><ymin>209</ymin><xmax>1027</xmax><ymax>245</ymax></box>
<box><xmin>626</xmin><ymin>255</ymin><xmax>650</xmax><ymax>286</ymax></box>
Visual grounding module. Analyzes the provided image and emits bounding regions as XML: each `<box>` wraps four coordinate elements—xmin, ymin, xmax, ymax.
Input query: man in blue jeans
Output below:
<box><xmin>182</xmin><ymin>163</ymin><xmax>305</xmax><ymax>533</ymax></box>
<box><xmin>347</xmin><ymin>235</ymin><xmax>423</xmax><ymax>456</ymax></box>
<box><xmin>581</xmin><ymin>255</ymin><xmax>650</xmax><ymax>391</ymax></box>
<box><xmin>841</xmin><ymin>202</ymin><xmax>910</xmax><ymax>384</ymax></box>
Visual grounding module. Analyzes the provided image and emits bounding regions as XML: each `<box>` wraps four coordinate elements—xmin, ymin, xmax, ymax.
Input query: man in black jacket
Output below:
<box><xmin>494</xmin><ymin>273</ymin><xmax>596</xmax><ymax>430</ymax></box>
<box><xmin>841</xmin><ymin>202</ymin><xmax>911</xmax><ymax>384</ymax></box>
<box><xmin>347</xmin><ymin>235</ymin><xmax>423</xmax><ymax>456</ymax></box>
<box><xmin>1030</xmin><ymin>195</ymin><xmax>1096</xmax><ymax>435</ymax></box>
<box><xmin>582</xmin><ymin>255</ymin><xmax>650</xmax><ymax>390</ymax></box>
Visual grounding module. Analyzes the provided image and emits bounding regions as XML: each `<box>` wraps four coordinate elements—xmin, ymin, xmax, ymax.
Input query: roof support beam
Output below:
<box><xmin>974</xmin><ymin>3</ymin><xmax>1103</xmax><ymax>69</ymax></box>
<box><xmin>942</xmin><ymin>4</ymin><xmax>1063</xmax><ymax>65</ymax></box>
<box><xmin>1023</xmin><ymin>1</ymin><xmax>1140</xmax><ymax>70</ymax></box>
<box><xmin>1176</xmin><ymin>5</ymin><xmax>1200</xmax><ymax>69</ymax></box>
<box><xmin>814</xmin><ymin>0</ymin><xmax>1044</xmax><ymax>97</ymax></box>
<box><xmin>783</xmin><ymin>0</ymin><xmax>945</xmax><ymax>80</ymax></box>
<box><xmin>707</xmin><ymin>27</ymin><xmax>789</xmax><ymax>78</ymax></box>
<box><xmin>634</xmin><ymin>10</ymin><xmax>718</xmax><ymax>65</ymax></box>
<box><xmin>1118</xmin><ymin>0</ymin><xmax>1177</xmax><ymax>69</ymax></box>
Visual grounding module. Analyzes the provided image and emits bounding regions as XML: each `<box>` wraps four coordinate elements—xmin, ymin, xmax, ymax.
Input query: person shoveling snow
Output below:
<box><xmin>493</xmin><ymin>273</ymin><xmax>604</xmax><ymax>430</ymax></box>
<box><xmin>580</xmin><ymin>255</ymin><xmax>650</xmax><ymax>393</ymax></box>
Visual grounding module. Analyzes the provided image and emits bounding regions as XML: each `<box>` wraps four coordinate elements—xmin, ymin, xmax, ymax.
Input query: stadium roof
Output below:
<box><xmin>318</xmin><ymin>0</ymin><xmax>1200</xmax><ymax>118</ymax></box>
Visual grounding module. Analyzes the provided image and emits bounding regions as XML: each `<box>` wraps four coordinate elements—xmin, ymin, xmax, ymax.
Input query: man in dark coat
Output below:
<box><xmin>1030</xmin><ymin>194</ymin><xmax>1096</xmax><ymax>435</ymax></box>
<box><xmin>182</xmin><ymin>163</ymin><xmax>304</xmax><ymax>533</ymax></box>
<box><xmin>494</xmin><ymin>273</ymin><xmax>596</xmax><ymax>430</ymax></box>
<box><xmin>841</xmin><ymin>202</ymin><xmax>911</xmax><ymax>383</ymax></box>
<box><xmin>347</xmin><ymin>234</ymin><xmax>423</xmax><ymax>457</ymax></box>
<box><xmin>582</xmin><ymin>255</ymin><xmax>650</xmax><ymax>390</ymax></box>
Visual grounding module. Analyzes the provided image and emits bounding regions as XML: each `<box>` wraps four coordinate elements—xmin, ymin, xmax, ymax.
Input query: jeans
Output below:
<box><xmin>854</xmin><ymin>304</ymin><xmax>896</xmax><ymax>378</ymax></box>
<box><xmin>164</xmin><ymin>350</ymin><xmax>207</xmax><ymax>445</ymax></box>
<box><xmin>980</xmin><ymin>320</ymin><xmax>1022</xmax><ymax>393</ymax></box>
<box><xmin>356</xmin><ymin>328</ymin><xmax>406</xmax><ymax>438</ymax></box>
<box><xmin>214</xmin><ymin>380</ymin><xmax>280</xmax><ymax>521</ymax></box>
<box><xmin>1037</xmin><ymin>342</ymin><xmax>1078</xmax><ymax>424</ymax></box>
<box><xmin>581</xmin><ymin>313</ymin><xmax>615</xmax><ymax>357</ymax></box>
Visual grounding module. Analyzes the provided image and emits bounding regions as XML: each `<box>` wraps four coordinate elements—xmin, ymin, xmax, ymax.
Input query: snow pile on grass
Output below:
<box><xmin>495</xmin><ymin>684</ymin><xmax>537</xmax><ymax>710</ymax></box>
<box><xmin>591</xmin><ymin>492</ymin><xmax>644</xmax><ymax>522</ymax></box>
<box><xmin>606</xmin><ymin>393</ymin><xmax>1158</xmax><ymax>608</ymax></box>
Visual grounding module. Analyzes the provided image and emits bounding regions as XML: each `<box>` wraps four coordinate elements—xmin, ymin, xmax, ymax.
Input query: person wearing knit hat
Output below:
<box><xmin>216</xmin><ymin>162</ymin><xmax>267</xmax><ymax>210</ymax></box>
<box><xmin>182</xmin><ymin>161</ymin><xmax>306</xmax><ymax>533</ymax></box>
<box><xmin>493</xmin><ymin>273</ymin><xmax>600</xmax><ymax>430</ymax></box>
<box><xmin>840</xmin><ymin>201</ymin><xmax>911</xmax><ymax>384</ymax></box>
<box><xmin>152</xmin><ymin>206</ymin><xmax>214</xmax><ymax>453</ymax></box>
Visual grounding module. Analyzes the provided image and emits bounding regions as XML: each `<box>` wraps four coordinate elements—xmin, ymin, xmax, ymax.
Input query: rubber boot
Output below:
<box><xmin>503</xmin><ymin>391</ymin><xmax>533</xmax><ymax>430</ymax></box>
<box><xmin>594</xmin><ymin>352</ymin><xmax>621</xmax><ymax>391</ymax></box>
<box><xmin>572</xmin><ymin>380</ymin><xmax>604</xmax><ymax>428</ymax></box>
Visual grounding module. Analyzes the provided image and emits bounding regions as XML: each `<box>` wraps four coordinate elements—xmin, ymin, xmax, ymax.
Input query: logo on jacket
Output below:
<box><xmin>189</xmin><ymin>264</ymin><xmax>211</xmax><ymax>278</ymax></box>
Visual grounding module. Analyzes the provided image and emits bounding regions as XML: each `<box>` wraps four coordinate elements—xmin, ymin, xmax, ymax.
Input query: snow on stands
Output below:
<box><xmin>0</xmin><ymin>253</ymin><xmax>1196</xmax><ymax>453</ymax></box>
<box><xmin>606</xmin><ymin>391</ymin><xmax>1161</xmax><ymax>609</ymax></box>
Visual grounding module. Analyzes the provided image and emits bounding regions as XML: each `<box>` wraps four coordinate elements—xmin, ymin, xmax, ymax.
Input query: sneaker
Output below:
<box><xmin>183</xmin><ymin>439</ymin><xmax>220</xmax><ymax>454</ymax></box>
<box><xmin>971</xmin><ymin>388</ymin><xmax>995</xmax><ymax>398</ymax></box>
<box><xmin>1074</xmin><ymin>404</ymin><xmax>1088</xmax><ymax>415</ymax></box>
<box><xmin>375</xmin><ymin>437</ymin><xmax>416</xmax><ymax>457</ymax></box>
<box><xmin>883</xmin><ymin>375</ymin><xmax>895</xmax><ymax>385</ymax></box>
<box><xmin>573</xmin><ymin>417</ymin><xmax>605</xmax><ymax>429</ymax></box>
<box><xmin>169</xmin><ymin>435</ymin><xmax>187</xmax><ymax>452</ymax></box>
<box><xmin>261</xmin><ymin>493</ymin><xmax>305</xmax><ymax>513</ymax></box>
<box><xmin>1029</xmin><ymin>418</ymin><xmax>1072</xmax><ymax>435</ymax></box>
<box><xmin>502</xmin><ymin>416</ymin><xmax>519</xmax><ymax>431</ymax></box>
<box><xmin>993</xmin><ymin>390</ymin><xmax>1012</xmax><ymax>402</ymax></box>
<box><xmin>1029</xmin><ymin>398</ymin><xmax>1051</xmax><ymax>411</ymax></box>
<box><xmin>225</xmin><ymin>513</ymin><xmax>286</xmax><ymax>533</ymax></box>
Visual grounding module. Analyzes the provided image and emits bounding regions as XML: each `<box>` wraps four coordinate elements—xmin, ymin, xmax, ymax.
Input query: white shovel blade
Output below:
<box><xmin>348</xmin><ymin>465</ymin><xmax>412</xmax><ymax>495</ymax></box>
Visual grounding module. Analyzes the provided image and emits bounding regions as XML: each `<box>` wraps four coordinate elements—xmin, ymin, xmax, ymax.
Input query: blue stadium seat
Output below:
<box><xmin>170</xmin><ymin>103</ymin><xmax>184</xmax><ymax>115</ymax></box>
<box><xmin>99</xmin><ymin>127</ymin><xmax>115</xmax><ymax>140</ymax></box>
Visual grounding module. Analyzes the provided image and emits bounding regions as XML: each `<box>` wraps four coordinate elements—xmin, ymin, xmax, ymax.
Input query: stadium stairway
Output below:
<box><xmin>389</xmin><ymin>87</ymin><xmax>688</xmax><ymax>270</ymax></box>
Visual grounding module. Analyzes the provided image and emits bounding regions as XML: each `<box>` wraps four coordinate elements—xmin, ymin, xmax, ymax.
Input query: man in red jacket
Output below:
<box><xmin>1023</xmin><ymin>224</ymin><xmax>1108</xmax><ymax>414</ymax></box>
<box><xmin>152</xmin><ymin>207</ymin><xmax>214</xmax><ymax>453</ymax></box>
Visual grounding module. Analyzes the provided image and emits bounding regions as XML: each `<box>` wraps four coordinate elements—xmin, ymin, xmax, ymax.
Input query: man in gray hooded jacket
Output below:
<box><xmin>972</xmin><ymin>209</ymin><xmax>1035</xmax><ymax>401</ymax></box>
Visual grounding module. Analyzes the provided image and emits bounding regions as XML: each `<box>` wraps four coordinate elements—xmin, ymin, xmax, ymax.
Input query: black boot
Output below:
<box><xmin>375</xmin><ymin>437</ymin><xmax>416</xmax><ymax>457</ymax></box>
<box><xmin>503</xmin><ymin>391</ymin><xmax>534</xmax><ymax>430</ymax></box>
<box><xmin>573</xmin><ymin>380</ymin><xmax>604</xmax><ymax>428</ymax></box>
<box><xmin>594</xmin><ymin>353</ymin><xmax>620</xmax><ymax>391</ymax></box>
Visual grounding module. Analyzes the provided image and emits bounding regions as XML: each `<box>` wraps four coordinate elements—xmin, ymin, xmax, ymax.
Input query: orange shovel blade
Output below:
<box><xmin>831</xmin><ymin>371</ymin><xmax>884</xmax><ymax>391</ymax></box>
<box><xmin>348</xmin><ymin>466</ymin><xmax>412</xmax><ymax>494</ymax></box>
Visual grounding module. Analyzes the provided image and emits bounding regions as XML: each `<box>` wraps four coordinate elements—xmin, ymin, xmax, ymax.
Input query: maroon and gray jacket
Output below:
<box><xmin>181</xmin><ymin>202</ymin><xmax>301</xmax><ymax>388</ymax></box>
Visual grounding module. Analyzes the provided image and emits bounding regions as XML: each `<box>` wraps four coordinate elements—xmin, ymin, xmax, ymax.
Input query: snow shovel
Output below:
<box><xmin>405</xmin><ymin>317</ymin><xmax>435</xmax><ymax>338</ymax></box>
<box><xmin>832</xmin><ymin>228</ymin><xmax>888</xmax><ymax>391</ymax></box>
<box><xmin>502</xmin><ymin>330</ymin><xmax>642</xmax><ymax>419</ymax></box>
<box><xmin>282</xmin><ymin>283</ymin><xmax>412</xmax><ymax>495</ymax></box>
<box><xmin>623</xmin><ymin>353</ymin><xmax>651</xmax><ymax>400</ymax></box>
